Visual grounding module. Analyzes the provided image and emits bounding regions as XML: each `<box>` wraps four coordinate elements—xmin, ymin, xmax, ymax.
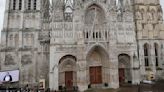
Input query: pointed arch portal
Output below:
<box><xmin>86</xmin><ymin>45</ymin><xmax>109</xmax><ymax>85</ymax></box>
<box><xmin>58</xmin><ymin>55</ymin><xmax>77</xmax><ymax>89</ymax></box>
<box><xmin>118</xmin><ymin>54</ymin><xmax>132</xmax><ymax>84</ymax></box>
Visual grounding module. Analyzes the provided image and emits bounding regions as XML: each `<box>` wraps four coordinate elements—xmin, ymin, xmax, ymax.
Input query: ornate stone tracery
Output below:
<box><xmin>4</xmin><ymin>54</ymin><xmax>15</xmax><ymax>65</ymax></box>
<box><xmin>21</xmin><ymin>54</ymin><xmax>32</xmax><ymax>65</ymax></box>
<box><xmin>85</xmin><ymin>4</ymin><xmax>105</xmax><ymax>26</ymax></box>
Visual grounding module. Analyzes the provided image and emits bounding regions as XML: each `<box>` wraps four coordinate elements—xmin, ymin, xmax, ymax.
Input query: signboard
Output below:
<box><xmin>0</xmin><ymin>70</ymin><xmax>19</xmax><ymax>84</ymax></box>
<box><xmin>39</xmin><ymin>79</ymin><xmax>45</xmax><ymax>90</ymax></box>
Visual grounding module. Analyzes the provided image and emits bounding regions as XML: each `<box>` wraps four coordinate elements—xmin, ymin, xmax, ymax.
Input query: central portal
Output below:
<box><xmin>89</xmin><ymin>66</ymin><xmax>102</xmax><ymax>84</ymax></box>
<box><xmin>86</xmin><ymin>45</ymin><xmax>109</xmax><ymax>86</ymax></box>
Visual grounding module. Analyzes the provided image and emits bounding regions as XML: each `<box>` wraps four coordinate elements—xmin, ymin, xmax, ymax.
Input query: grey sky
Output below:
<box><xmin>0</xmin><ymin>0</ymin><xmax>164</xmax><ymax>32</ymax></box>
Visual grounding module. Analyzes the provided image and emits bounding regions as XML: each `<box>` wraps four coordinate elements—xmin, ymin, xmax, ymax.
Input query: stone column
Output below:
<box><xmin>150</xmin><ymin>43</ymin><xmax>156</xmax><ymax>77</ymax></box>
<box><xmin>49</xmin><ymin>46</ymin><xmax>59</xmax><ymax>91</ymax></box>
<box><xmin>132</xmin><ymin>54</ymin><xmax>141</xmax><ymax>84</ymax></box>
<box><xmin>109</xmin><ymin>57</ymin><xmax>119</xmax><ymax>88</ymax></box>
<box><xmin>76</xmin><ymin>60</ymin><xmax>88</xmax><ymax>92</ymax></box>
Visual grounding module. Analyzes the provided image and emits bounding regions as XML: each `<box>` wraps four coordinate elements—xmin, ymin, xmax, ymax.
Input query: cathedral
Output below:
<box><xmin>0</xmin><ymin>0</ymin><xmax>164</xmax><ymax>91</ymax></box>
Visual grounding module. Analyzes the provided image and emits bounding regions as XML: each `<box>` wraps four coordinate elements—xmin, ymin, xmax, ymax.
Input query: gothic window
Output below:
<box><xmin>85</xmin><ymin>4</ymin><xmax>105</xmax><ymax>26</ymax></box>
<box><xmin>154</xmin><ymin>43</ymin><xmax>159</xmax><ymax>67</ymax></box>
<box><xmin>34</xmin><ymin>0</ymin><xmax>37</xmax><ymax>10</ymax></box>
<box><xmin>85</xmin><ymin>4</ymin><xmax>105</xmax><ymax>40</ymax></box>
<box><xmin>13</xmin><ymin>0</ymin><xmax>16</xmax><ymax>10</ymax></box>
<box><xmin>28</xmin><ymin>0</ymin><xmax>31</xmax><ymax>10</ymax></box>
<box><xmin>19</xmin><ymin>0</ymin><xmax>22</xmax><ymax>10</ymax></box>
<box><xmin>144</xmin><ymin>44</ymin><xmax>149</xmax><ymax>67</ymax></box>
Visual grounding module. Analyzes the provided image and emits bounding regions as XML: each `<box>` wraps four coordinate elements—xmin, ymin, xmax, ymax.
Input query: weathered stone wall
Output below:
<box><xmin>0</xmin><ymin>0</ymin><xmax>50</xmax><ymax>89</ymax></box>
<box><xmin>1</xmin><ymin>0</ymin><xmax>164</xmax><ymax>91</ymax></box>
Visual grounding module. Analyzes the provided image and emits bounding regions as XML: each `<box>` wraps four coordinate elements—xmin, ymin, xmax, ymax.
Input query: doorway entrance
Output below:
<box><xmin>58</xmin><ymin>55</ymin><xmax>77</xmax><ymax>89</ymax></box>
<box><xmin>65</xmin><ymin>71</ymin><xmax>73</xmax><ymax>89</ymax></box>
<box><xmin>119</xmin><ymin>68</ymin><xmax>125</xmax><ymax>83</ymax></box>
<box><xmin>118</xmin><ymin>54</ymin><xmax>132</xmax><ymax>84</ymax></box>
<box><xmin>89</xmin><ymin>66</ymin><xmax>102</xmax><ymax>84</ymax></box>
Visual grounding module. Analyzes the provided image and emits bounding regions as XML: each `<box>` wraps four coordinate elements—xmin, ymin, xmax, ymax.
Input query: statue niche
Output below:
<box><xmin>4</xmin><ymin>54</ymin><xmax>15</xmax><ymax>65</ymax></box>
<box><xmin>21</xmin><ymin>55</ymin><xmax>32</xmax><ymax>66</ymax></box>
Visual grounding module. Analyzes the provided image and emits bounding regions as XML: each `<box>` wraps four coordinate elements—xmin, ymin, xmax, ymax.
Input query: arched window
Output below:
<box><xmin>34</xmin><ymin>0</ymin><xmax>37</xmax><ymax>10</ymax></box>
<box><xmin>85</xmin><ymin>4</ymin><xmax>105</xmax><ymax>26</ymax></box>
<box><xmin>28</xmin><ymin>0</ymin><xmax>31</xmax><ymax>10</ymax></box>
<box><xmin>13</xmin><ymin>0</ymin><xmax>16</xmax><ymax>10</ymax></box>
<box><xmin>19</xmin><ymin>0</ymin><xmax>22</xmax><ymax>10</ymax></box>
<box><xmin>154</xmin><ymin>43</ymin><xmax>159</xmax><ymax>66</ymax></box>
<box><xmin>144</xmin><ymin>44</ymin><xmax>149</xmax><ymax>66</ymax></box>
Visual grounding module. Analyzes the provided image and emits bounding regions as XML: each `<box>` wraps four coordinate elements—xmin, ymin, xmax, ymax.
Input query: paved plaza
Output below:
<box><xmin>84</xmin><ymin>81</ymin><xmax>164</xmax><ymax>92</ymax></box>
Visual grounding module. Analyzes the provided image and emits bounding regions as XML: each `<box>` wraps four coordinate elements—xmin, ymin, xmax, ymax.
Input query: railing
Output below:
<box><xmin>53</xmin><ymin>30</ymin><xmax>73</xmax><ymax>38</ymax></box>
<box><xmin>83</xmin><ymin>27</ymin><xmax>109</xmax><ymax>42</ymax></box>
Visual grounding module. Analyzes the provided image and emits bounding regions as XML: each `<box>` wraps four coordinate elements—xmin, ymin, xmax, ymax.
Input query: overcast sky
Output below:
<box><xmin>0</xmin><ymin>0</ymin><xmax>164</xmax><ymax>32</ymax></box>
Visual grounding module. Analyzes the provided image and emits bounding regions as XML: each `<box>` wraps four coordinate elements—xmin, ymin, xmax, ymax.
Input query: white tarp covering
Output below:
<box><xmin>0</xmin><ymin>70</ymin><xmax>19</xmax><ymax>84</ymax></box>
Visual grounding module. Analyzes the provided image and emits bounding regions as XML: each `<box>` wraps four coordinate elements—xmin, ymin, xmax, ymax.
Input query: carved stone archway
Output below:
<box><xmin>118</xmin><ymin>54</ymin><xmax>132</xmax><ymax>84</ymax></box>
<box><xmin>58</xmin><ymin>55</ymin><xmax>77</xmax><ymax>89</ymax></box>
<box><xmin>86</xmin><ymin>45</ymin><xmax>109</xmax><ymax>86</ymax></box>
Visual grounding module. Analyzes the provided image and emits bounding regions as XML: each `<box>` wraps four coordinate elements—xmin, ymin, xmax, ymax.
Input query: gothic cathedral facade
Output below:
<box><xmin>0</xmin><ymin>0</ymin><xmax>164</xmax><ymax>91</ymax></box>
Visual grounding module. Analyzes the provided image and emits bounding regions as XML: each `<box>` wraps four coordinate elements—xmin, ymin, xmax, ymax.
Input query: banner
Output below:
<box><xmin>0</xmin><ymin>70</ymin><xmax>19</xmax><ymax>84</ymax></box>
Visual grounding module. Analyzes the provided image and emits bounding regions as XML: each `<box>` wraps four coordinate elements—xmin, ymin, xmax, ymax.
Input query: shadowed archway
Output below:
<box><xmin>58</xmin><ymin>55</ymin><xmax>77</xmax><ymax>89</ymax></box>
<box><xmin>86</xmin><ymin>45</ymin><xmax>109</xmax><ymax>86</ymax></box>
<box><xmin>118</xmin><ymin>54</ymin><xmax>132</xmax><ymax>84</ymax></box>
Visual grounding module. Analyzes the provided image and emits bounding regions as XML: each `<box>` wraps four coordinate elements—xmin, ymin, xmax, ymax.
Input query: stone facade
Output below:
<box><xmin>0</xmin><ymin>0</ymin><xmax>164</xmax><ymax>91</ymax></box>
